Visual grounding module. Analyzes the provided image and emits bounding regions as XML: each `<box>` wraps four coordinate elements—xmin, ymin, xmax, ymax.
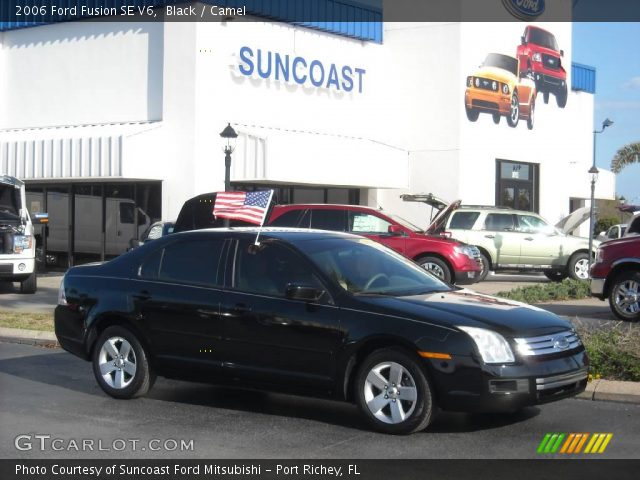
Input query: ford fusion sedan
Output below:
<box><xmin>465</xmin><ymin>53</ymin><xmax>536</xmax><ymax>129</ymax></box>
<box><xmin>55</xmin><ymin>228</ymin><xmax>588</xmax><ymax>434</ymax></box>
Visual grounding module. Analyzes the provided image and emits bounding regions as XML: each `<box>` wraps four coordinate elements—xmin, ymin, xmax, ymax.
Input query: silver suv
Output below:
<box><xmin>402</xmin><ymin>194</ymin><xmax>598</xmax><ymax>282</ymax></box>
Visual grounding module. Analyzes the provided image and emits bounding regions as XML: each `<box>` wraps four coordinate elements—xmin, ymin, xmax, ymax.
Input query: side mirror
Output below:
<box><xmin>560</xmin><ymin>49</ymin><xmax>564</xmax><ymax>57</ymax></box>
<box><xmin>285</xmin><ymin>284</ymin><xmax>325</xmax><ymax>302</ymax></box>
<box><xmin>387</xmin><ymin>225</ymin><xmax>404</xmax><ymax>236</ymax></box>
<box><xmin>32</xmin><ymin>212</ymin><xmax>49</xmax><ymax>225</ymax></box>
<box><xmin>128</xmin><ymin>238</ymin><xmax>143</xmax><ymax>250</ymax></box>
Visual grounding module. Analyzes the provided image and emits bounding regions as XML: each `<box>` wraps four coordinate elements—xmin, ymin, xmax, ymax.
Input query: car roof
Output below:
<box><xmin>273</xmin><ymin>204</ymin><xmax>381</xmax><ymax>212</ymax></box>
<box><xmin>455</xmin><ymin>206</ymin><xmax>534</xmax><ymax>215</ymax></box>
<box><xmin>169</xmin><ymin>226</ymin><xmax>359</xmax><ymax>242</ymax></box>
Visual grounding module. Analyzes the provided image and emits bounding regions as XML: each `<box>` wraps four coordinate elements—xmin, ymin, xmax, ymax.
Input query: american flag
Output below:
<box><xmin>213</xmin><ymin>190</ymin><xmax>273</xmax><ymax>225</ymax></box>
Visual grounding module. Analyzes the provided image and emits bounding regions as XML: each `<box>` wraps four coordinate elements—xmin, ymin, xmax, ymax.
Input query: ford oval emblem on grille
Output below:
<box><xmin>553</xmin><ymin>336</ymin><xmax>570</xmax><ymax>350</ymax></box>
<box><xmin>502</xmin><ymin>0</ymin><xmax>545</xmax><ymax>20</ymax></box>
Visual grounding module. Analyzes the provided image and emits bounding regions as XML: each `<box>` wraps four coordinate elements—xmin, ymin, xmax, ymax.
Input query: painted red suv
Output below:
<box><xmin>590</xmin><ymin>236</ymin><xmax>640</xmax><ymax>321</ymax></box>
<box><xmin>268</xmin><ymin>204</ymin><xmax>482</xmax><ymax>285</ymax></box>
<box><xmin>517</xmin><ymin>25</ymin><xmax>567</xmax><ymax>108</ymax></box>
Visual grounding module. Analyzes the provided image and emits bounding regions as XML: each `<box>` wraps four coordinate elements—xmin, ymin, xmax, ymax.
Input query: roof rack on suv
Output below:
<box><xmin>460</xmin><ymin>205</ymin><xmax>514</xmax><ymax>210</ymax></box>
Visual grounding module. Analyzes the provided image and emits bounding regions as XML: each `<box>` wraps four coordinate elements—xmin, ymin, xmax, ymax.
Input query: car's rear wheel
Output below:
<box><xmin>416</xmin><ymin>256</ymin><xmax>452</xmax><ymax>284</ymax></box>
<box><xmin>544</xmin><ymin>270</ymin><xmax>568</xmax><ymax>282</ymax></box>
<box><xmin>567</xmin><ymin>252</ymin><xmax>590</xmax><ymax>281</ymax></box>
<box><xmin>466</xmin><ymin>105</ymin><xmax>479</xmax><ymax>122</ymax></box>
<box><xmin>92</xmin><ymin>326</ymin><xmax>154</xmax><ymax>399</ymax></box>
<box><xmin>608</xmin><ymin>270</ymin><xmax>640</xmax><ymax>322</ymax></box>
<box><xmin>355</xmin><ymin>348</ymin><xmax>435</xmax><ymax>434</ymax></box>
<box><xmin>507</xmin><ymin>92</ymin><xmax>519</xmax><ymax>127</ymax></box>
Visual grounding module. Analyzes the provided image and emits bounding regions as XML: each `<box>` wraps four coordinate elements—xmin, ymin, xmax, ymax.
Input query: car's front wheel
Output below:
<box><xmin>466</xmin><ymin>105</ymin><xmax>479</xmax><ymax>122</ymax></box>
<box><xmin>556</xmin><ymin>85</ymin><xmax>568</xmax><ymax>108</ymax></box>
<box><xmin>92</xmin><ymin>326</ymin><xmax>154</xmax><ymax>399</ymax></box>
<box><xmin>507</xmin><ymin>92</ymin><xmax>519</xmax><ymax>127</ymax></box>
<box><xmin>416</xmin><ymin>256</ymin><xmax>452</xmax><ymax>284</ymax></box>
<box><xmin>20</xmin><ymin>273</ymin><xmax>37</xmax><ymax>294</ymax></box>
<box><xmin>567</xmin><ymin>252</ymin><xmax>590</xmax><ymax>281</ymax></box>
<box><xmin>478</xmin><ymin>252</ymin><xmax>491</xmax><ymax>282</ymax></box>
<box><xmin>355</xmin><ymin>348</ymin><xmax>435</xmax><ymax>434</ymax></box>
<box><xmin>608</xmin><ymin>270</ymin><xmax>640</xmax><ymax>322</ymax></box>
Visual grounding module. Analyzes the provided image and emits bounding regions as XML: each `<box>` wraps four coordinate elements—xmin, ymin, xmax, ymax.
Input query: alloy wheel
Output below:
<box><xmin>363</xmin><ymin>362</ymin><xmax>418</xmax><ymax>425</ymax></box>
<box><xmin>573</xmin><ymin>258</ymin><xmax>590</xmax><ymax>280</ymax></box>
<box><xmin>98</xmin><ymin>337</ymin><xmax>137</xmax><ymax>389</ymax></box>
<box><xmin>613</xmin><ymin>279</ymin><xmax>640</xmax><ymax>316</ymax></box>
<box><xmin>510</xmin><ymin>96</ymin><xmax>519</xmax><ymax>123</ymax></box>
<box><xmin>422</xmin><ymin>262</ymin><xmax>445</xmax><ymax>280</ymax></box>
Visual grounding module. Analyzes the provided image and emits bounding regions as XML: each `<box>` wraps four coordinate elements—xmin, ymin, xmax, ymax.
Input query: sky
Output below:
<box><xmin>573</xmin><ymin>22</ymin><xmax>640</xmax><ymax>204</ymax></box>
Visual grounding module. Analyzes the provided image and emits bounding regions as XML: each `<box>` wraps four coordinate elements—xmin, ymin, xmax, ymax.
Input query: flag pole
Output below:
<box><xmin>254</xmin><ymin>189</ymin><xmax>274</xmax><ymax>246</ymax></box>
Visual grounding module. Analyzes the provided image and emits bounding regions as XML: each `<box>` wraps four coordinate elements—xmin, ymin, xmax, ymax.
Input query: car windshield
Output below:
<box><xmin>295</xmin><ymin>237</ymin><xmax>451</xmax><ymax>296</ymax></box>
<box><xmin>483</xmin><ymin>53</ymin><xmax>518</xmax><ymax>76</ymax></box>
<box><xmin>388</xmin><ymin>214</ymin><xmax>423</xmax><ymax>233</ymax></box>
<box><xmin>528</xmin><ymin>28</ymin><xmax>558</xmax><ymax>51</ymax></box>
<box><xmin>0</xmin><ymin>185</ymin><xmax>21</xmax><ymax>220</ymax></box>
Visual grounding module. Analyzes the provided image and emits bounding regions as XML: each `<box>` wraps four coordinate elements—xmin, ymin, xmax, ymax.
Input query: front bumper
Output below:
<box><xmin>465</xmin><ymin>89</ymin><xmax>511</xmax><ymax>115</ymax></box>
<box><xmin>590</xmin><ymin>278</ymin><xmax>606</xmax><ymax>299</ymax></box>
<box><xmin>426</xmin><ymin>348</ymin><xmax>588</xmax><ymax>412</ymax></box>
<box><xmin>453</xmin><ymin>269</ymin><xmax>479</xmax><ymax>285</ymax></box>
<box><xmin>531</xmin><ymin>71</ymin><xmax>566</xmax><ymax>92</ymax></box>
<box><xmin>0</xmin><ymin>257</ymin><xmax>35</xmax><ymax>279</ymax></box>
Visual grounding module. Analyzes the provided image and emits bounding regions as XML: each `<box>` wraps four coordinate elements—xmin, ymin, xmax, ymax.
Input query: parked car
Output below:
<box><xmin>268</xmin><ymin>204</ymin><xmax>482</xmax><ymax>284</ymax></box>
<box><xmin>590</xmin><ymin>235</ymin><xmax>640</xmax><ymax>321</ymax></box>
<box><xmin>625</xmin><ymin>213</ymin><xmax>640</xmax><ymax>237</ymax></box>
<box><xmin>465</xmin><ymin>53</ymin><xmax>536</xmax><ymax>129</ymax></box>
<box><xmin>401</xmin><ymin>194</ymin><xmax>598</xmax><ymax>282</ymax></box>
<box><xmin>55</xmin><ymin>228</ymin><xmax>588</xmax><ymax>434</ymax></box>
<box><xmin>597</xmin><ymin>224</ymin><xmax>627</xmax><ymax>242</ymax></box>
<box><xmin>516</xmin><ymin>25</ymin><xmax>567</xmax><ymax>108</ymax></box>
<box><xmin>128</xmin><ymin>221</ymin><xmax>175</xmax><ymax>250</ymax></box>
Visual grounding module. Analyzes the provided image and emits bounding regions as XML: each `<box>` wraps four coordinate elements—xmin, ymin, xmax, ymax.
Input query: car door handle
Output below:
<box><xmin>133</xmin><ymin>290</ymin><xmax>151</xmax><ymax>302</ymax></box>
<box><xmin>484</xmin><ymin>234</ymin><xmax>495</xmax><ymax>239</ymax></box>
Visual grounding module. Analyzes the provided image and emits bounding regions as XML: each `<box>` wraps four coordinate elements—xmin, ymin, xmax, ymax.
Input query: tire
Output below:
<box><xmin>355</xmin><ymin>348</ymin><xmax>435</xmax><ymax>434</ymax></box>
<box><xmin>465</xmin><ymin>105</ymin><xmax>479</xmax><ymax>122</ymax></box>
<box><xmin>526</xmin><ymin>96</ymin><xmax>535</xmax><ymax>130</ymax></box>
<box><xmin>556</xmin><ymin>85</ymin><xmax>568</xmax><ymax>108</ymax></box>
<box><xmin>20</xmin><ymin>273</ymin><xmax>37</xmax><ymax>294</ymax></box>
<box><xmin>567</xmin><ymin>252</ymin><xmax>590</xmax><ymax>281</ymax></box>
<box><xmin>416</xmin><ymin>256</ymin><xmax>452</xmax><ymax>284</ymax></box>
<box><xmin>544</xmin><ymin>270</ymin><xmax>568</xmax><ymax>282</ymax></box>
<box><xmin>492</xmin><ymin>113</ymin><xmax>500</xmax><ymax>125</ymax></box>
<box><xmin>478</xmin><ymin>252</ymin><xmax>491</xmax><ymax>282</ymax></box>
<box><xmin>507</xmin><ymin>92</ymin><xmax>519</xmax><ymax>127</ymax></box>
<box><xmin>92</xmin><ymin>325</ymin><xmax>154</xmax><ymax>399</ymax></box>
<box><xmin>608</xmin><ymin>270</ymin><xmax>640</xmax><ymax>322</ymax></box>
<box><xmin>543</xmin><ymin>91</ymin><xmax>550</xmax><ymax>104</ymax></box>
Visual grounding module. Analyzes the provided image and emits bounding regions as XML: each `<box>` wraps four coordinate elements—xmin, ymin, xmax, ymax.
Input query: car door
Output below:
<box><xmin>131</xmin><ymin>236</ymin><xmax>229</xmax><ymax>373</ymax></box>
<box><xmin>219</xmin><ymin>238</ymin><xmax>344</xmax><ymax>388</ymax></box>
<box><xmin>516</xmin><ymin>214</ymin><xmax>564</xmax><ymax>267</ymax></box>
<box><xmin>347</xmin><ymin>211</ymin><xmax>407</xmax><ymax>255</ymax></box>
<box><xmin>480</xmin><ymin>213</ymin><xmax>521</xmax><ymax>266</ymax></box>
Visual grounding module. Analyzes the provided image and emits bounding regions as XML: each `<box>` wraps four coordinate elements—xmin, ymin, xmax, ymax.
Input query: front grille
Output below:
<box><xmin>542</xmin><ymin>54</ymin><xmax>560</xmax><ymax>70</ymax></box>
<box><xmin>536</xmin><ymin>368</ymin><xmax>588</xmax><ymax>391</ymax></box>
<box><xmin>514</xmin><ymin>330</ymin><xmax>582</xmax><ymax>357</ymax></box>
<box><xmin>474</xmin><ymin>77</ymin><xmax>499</xmax><ymax>91</ymax></box>
<box><xmin>0</xmin><ymin>264</ymin><xmax>13</xmax><ymax>274</ymax></box>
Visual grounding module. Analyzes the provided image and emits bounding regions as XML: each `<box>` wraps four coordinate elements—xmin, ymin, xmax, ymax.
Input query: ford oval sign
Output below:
<box><xmin>502</xmin><ymin>0</ymin><xmax>545</xmax><ymax>20</ymax></box>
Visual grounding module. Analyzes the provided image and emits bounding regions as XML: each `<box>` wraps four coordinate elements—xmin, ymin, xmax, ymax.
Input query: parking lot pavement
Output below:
<box><xmin>1</xmin><ymin>342</ymin><xmax>639</xmax><ymax>459</ymax></box>
<box><xmin>0</xmin><ymin>274</ymin><xmax>61</xmax><ymax>314</ymax></box>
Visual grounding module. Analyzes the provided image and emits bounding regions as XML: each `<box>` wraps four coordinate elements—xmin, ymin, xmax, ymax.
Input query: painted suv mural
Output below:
<box><xmin>465</xmin><ymin>53</ymin><xmax>536</xmax><ymax>129</ymax></box>
<box><xmin>517</xmin><ymin>25</ymin><xmax>568</xmax><ymax>108</ymax></box>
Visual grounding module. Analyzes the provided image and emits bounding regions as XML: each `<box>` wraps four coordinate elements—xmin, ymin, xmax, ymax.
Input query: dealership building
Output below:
<box><xmin>0</xmin><ymin>0</ymin><xmax>616</xmax><ymax>267</ymax></box>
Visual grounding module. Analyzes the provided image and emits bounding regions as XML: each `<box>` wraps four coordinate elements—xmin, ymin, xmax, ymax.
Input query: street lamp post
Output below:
<box><xmin>588</xmin><ymin>118</ymin><xmax>613</xmax><ymax>274</ymax></box>
<box><xmin>219</xmin><ymin>123</ymin><xmax>238</xmax><ymax>192</ymax></box>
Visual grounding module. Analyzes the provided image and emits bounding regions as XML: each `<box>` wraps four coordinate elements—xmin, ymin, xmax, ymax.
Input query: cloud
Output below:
<box><xmin>623</xmin><ymin>77</ymin><xmax>640</xmax><ymax>90</ymax></box>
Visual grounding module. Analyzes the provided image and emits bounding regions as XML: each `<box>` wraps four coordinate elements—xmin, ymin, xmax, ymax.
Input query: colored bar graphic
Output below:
<box><xmin>538</xmin><ymin>433</ymin><xmax>613</xmax><ymax>454</ymax></box>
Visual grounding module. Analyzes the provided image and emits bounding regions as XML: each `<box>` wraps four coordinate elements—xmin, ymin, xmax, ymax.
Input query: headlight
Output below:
<box><xmin>467</xmin><ymin>76</ymin><xmax>473</xmax><ymax>87</ymax></box>
<box><xmin>13</xmin><ymin>235</ymin><xmax>33</xmax><ymax>253</ymax></box>
<box><xmin>454</xmin><ymin>245</ymin><xmax>476</xmax><ymax>260</ymax></box>
<box><xmin>492</xmin><ymin>81</ymin><xmax>497</xmax><ymax>91</ymax></box>
<box><xmin>58</xmin><ymin>278</ymin><xmax>67</xmax><ymax>306</ymax></box>
<box><xmin>458</xmin><ymin>326</ymin><xmax>515</xmax><ymax>364</ymax></box>
<box><xmin>475</xmin><ymin>77</ymin><xmax>480</xmax><ymax>87</ymax></box>
<box><xmin>502</xmin><ymin>84</ymin><xmax>509</xmax><ymax>94</ymax></box>
<box><xmin>532</xmin><ymin>53</ymin><xmax>542</xmax><ymax>62</ymax></box>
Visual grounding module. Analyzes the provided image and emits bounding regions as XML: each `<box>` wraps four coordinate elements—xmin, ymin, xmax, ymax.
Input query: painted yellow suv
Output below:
<box><xmin>465</xmin><ymin>53</ymin><xmax>536</xmax><ymax>129</ymax></box>
<box><xmin>401</xmin><ymin>195</ymin><xmax>599</xmax><ymax>282</ymax></box>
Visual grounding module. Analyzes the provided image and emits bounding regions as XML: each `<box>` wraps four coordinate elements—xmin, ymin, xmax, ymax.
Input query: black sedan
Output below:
<box><xmin>55</xmin><ymin>228</ymin><xmax>588</xmax><ymax>434</ymax></box>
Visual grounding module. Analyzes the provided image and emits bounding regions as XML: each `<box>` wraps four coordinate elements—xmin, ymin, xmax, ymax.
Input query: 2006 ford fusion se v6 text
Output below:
<box><xmin>54</xmin><ymin>228</ymin><xmax>588</xmax><ymax>434</ymax></box>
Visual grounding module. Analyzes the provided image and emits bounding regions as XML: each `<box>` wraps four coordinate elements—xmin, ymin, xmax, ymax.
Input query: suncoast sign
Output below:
<box><xmin>235</xmin><ymin>46</ymin><xmax>367</xmax><ymax>94</ymax></box>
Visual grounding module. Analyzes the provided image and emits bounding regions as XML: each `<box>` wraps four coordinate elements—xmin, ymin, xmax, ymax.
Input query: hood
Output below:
<box><xmin>473</xmin><ymin>66</ymin><xmax>516</xmax><ymax>83</ymax></box>
<box><xmin>555</xmin><ymin>207</ymin><xmax>591</xmax><ymax>235</ymax></box>
<box><xmin>356</xmin><ymin>290</ymin><xmax>571</xmax><ymax>337</ymax></box>
<box><xmin>400</xmin><ymin>193</ymin><xmax>460</xmax><ymax>234</ymax></box>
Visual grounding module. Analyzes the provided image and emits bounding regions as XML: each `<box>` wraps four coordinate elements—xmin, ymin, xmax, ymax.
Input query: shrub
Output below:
<box><xmin>496</xmin><ymin>279</ymin><xmax>590</xmax><ymax>304</ymax></box>
<box><xmin>576</xmin><ymin>324</ymin><xmax>640</xmax><ymax>382</ymax></box>
<box><xmin>595</xmin><ymin>216</ymin><xmax>620</xmax><ymax>235</ymax></box>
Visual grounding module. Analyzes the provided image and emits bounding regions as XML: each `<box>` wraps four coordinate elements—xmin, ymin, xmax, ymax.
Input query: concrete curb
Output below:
<box><xmin>1</xmin><ymin>327</ymin><xmax>639</xmax><ymax>404</ymax></box>
<box><xmin>0</xmin><ymin>326</ymin><xmax>59</xmax><ymax>347</ymax></box>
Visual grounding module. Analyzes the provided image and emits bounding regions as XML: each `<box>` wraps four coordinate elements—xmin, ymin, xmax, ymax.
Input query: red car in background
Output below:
<box><xmin>268</xmin><ymin>204</ymin><xmax>482</xmax><ymax>285</ymax></box>
<box><xmin>517</xmin><ymin>25</ymin><xmax>568</xmax><ymax>108</ymax></box>
<box><xmin>590</xmin><ymin>236</ymin><xmax>640</xmax><ymax>321</ymax></box>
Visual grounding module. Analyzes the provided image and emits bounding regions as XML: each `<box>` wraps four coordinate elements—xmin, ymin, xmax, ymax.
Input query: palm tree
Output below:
<box><xmin>610</xmin><ymin>142</ymin><xmax>640</xmax><ymax>173</ymax></box>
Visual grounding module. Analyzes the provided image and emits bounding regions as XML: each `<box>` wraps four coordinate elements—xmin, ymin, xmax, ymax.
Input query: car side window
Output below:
<box><xmin>349</xmin><ymin>212</ymin><xmax>392</xmax><ymax>234</ymax></box>
<box><xmin>517</xmin><ymin>215</ymin><xmax>548</xmax><ymax>233</ymax></box>
<box><xmin>233</xmin><ymin>240</ymin><xmax>325</xmax><ymax>299</ymax></box>
<box><xmin>483</xmin><ymin>214</ymin><xmax>515</xmax><ymax>232</ymax></box>
<box><xmin>139</xmin><ymin>248</ymin><xmax>163</xmax><ymax>279</ymax></box>
<box><xmin>269</xmin><ymin>210</ymin><xmax>305</xmax><ymax>227</ymax></box>
<box><xmin>119</xmin><ymin>203</ymin><xmax>135</xmax><ymax>224</ymax></box>
<box><xmin>310</xmin><ymin>210</ymin><xmax>346</xmax><ymax>231</ymax></box>
<box><xmin>449</xmin><ymin>211</ymin><xmax>480</xmax><ymax>229</ymax></box>
<box><xmin>607</xmin><ymin>227</ymin><xmax>618</xmax><ymax>239</ymax></box>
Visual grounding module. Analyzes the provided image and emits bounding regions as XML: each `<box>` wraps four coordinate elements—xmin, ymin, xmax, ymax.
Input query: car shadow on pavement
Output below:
<box><xmin>0</xmin><ymin>348</ymin><xmax>542</xmax><ymax>434</ymax></box>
